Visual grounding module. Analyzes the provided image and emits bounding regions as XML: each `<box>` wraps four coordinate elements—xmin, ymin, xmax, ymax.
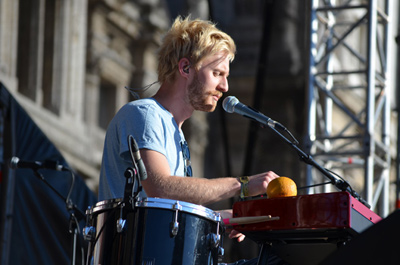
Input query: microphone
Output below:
<box><xmin>222</xmin><ymin>96</ymin><xmax>285</xmax><ymax>129</ymax></box>
<box><xmin>9</xmin><ymin>156</ymin><xmax>69</xmax><ymax>171</ymax></box>
<box><xmin>129</xmin><ymin>135</ymin><xmax>148</xmax><ymax>181</ymax></box>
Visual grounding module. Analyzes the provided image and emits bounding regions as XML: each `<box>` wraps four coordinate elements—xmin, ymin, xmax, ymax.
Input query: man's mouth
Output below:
<box><xmin>212</xmin><ymin>92</ymin><xmax>223</xmax><ymax>102</ymax></box>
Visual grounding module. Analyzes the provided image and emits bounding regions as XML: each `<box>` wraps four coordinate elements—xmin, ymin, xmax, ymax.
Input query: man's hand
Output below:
<box><xmin>217</xmin><ymin>209</ymin><xmax>246</xmax><ymax>242</ymax></box>
<box><xmin>228</xmin><ymin>229</ymin><xmax>246</xmax><ymax>242</ymax></box>
<box><xmin>248</xmin><ymin>171</ymin><xmax>280</xmax><ymax>196</ymax></box>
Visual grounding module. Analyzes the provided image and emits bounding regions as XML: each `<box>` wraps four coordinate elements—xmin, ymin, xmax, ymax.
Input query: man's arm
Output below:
<box><xmin>140</xmin><ymin>149</ymin><xmax>279</xmax><ymax>206</ymax></box>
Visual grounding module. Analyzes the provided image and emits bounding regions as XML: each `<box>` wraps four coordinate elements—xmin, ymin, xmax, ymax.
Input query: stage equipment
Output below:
<box><xmin>232</xmin><ymin>192</ymin><xmax>381</xmax><ymax>265</ymax></box>
<box><xmin>84</xmin><ymin>197</ymin><xmax>224</xmax><ymax>265</ymax></box>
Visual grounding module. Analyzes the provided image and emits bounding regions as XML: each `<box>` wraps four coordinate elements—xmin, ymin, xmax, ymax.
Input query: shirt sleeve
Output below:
<box><xmin>115</xmin><ymin>103</ymin><xmax>166</xmax><ymax>160</ymax></box>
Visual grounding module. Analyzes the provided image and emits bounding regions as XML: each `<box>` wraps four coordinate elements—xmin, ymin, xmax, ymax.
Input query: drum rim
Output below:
<box><xmin>136</xmin><ymin>197</ymin><xmax>220</xmax><ymax>222</ymax></box>
<box><xmin>87</xmin><ymin>197</ymin><xmax>221</xmax><ymax>222</ymax></box>
<box><xmin>86</xmin><ymin>198</ymin><xmax>123</xmax><ymax>215</ymax></box>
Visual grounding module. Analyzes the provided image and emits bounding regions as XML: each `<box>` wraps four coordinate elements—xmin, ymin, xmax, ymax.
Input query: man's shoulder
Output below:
<box><xmin>125</xmin><ymin>98</ymin><xmax>158</xmax><ymax>108</ymax></box>
<box><xmin>115</xmin><ymin>98</ymin><xmax>173</xmax><ymax>125</ymax></box>
<box><xmin>118</xmin><ymin>98</ymin><xmax>160</xmax><ymax>115</ymax></box>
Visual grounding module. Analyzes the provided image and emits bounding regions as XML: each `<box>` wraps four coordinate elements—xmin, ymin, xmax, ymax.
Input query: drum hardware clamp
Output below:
<box><xmin>83</xmin><ymin>206</ymin><xmax>96</xmax><ymax>241</ymax></box>
<box><xmin>208</xmin><ymin>213</ymin><xmax>222</xmax><ymax>249</ymax></box>
<box><xmin>208</xmin><ymin>231</ymin><xmax>221</xmax><ymax>249</ymax></box>
<box><xmin>218</xmin><ymin>245</ymin><xmax>225</xmax><ymax>261</ymax></box>
<box><xmin>82</xmin><ymin>226</ymin><xmax>96</xmax><ymax>241</ymax></box>
<box><xmin>170</xmin><ymin>201</ymin><xmax>182</xmax><ymax>237</ymax></box>
<box><xmin>116</xmin><ymin>202</ymin><xmax>127</xmax><ymax>233</ymax></box>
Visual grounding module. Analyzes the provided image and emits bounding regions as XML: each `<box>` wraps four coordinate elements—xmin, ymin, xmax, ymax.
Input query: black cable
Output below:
<box><xmin>297</xmin><ymin>181</ymin><xmax>333</xmax><ymax>190</ymax></box>
<box><xmin>66</xmin><ymin>170</ymin><xmax>75</xmax><ymax>208</ymax></box>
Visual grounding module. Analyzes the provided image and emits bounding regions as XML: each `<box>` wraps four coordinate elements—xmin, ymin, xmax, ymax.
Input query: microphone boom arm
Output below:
<box><xmin>266</xmin><ymin>125</ymin><xmax>370</xmax><ymax>208</ymax></box>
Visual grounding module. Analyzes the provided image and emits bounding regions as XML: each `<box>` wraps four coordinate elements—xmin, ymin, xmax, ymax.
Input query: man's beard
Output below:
<box><xmin>188</xmin><ymin>73</ymin><xmax>219</xmax><ymax>112</ymax></box>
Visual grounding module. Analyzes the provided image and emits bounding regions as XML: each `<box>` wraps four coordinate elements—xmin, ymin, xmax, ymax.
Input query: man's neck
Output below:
<box><xmin>153</xmin><ymin>83</ymin><xmax>193</xmax><ymax>129</ymax></box>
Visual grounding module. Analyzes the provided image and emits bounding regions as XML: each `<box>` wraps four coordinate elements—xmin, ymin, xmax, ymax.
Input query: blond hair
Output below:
<box><xmin>157</xmin><ymin>16</ymin><xmax>236</xmax><ymax>84</ymax></box>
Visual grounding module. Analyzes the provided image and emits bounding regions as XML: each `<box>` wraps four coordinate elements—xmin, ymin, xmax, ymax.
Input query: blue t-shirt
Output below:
<box><xmin>98</xmin><ymin>98</ymin><xmax>186</xmax><ymax>201</ymax></box>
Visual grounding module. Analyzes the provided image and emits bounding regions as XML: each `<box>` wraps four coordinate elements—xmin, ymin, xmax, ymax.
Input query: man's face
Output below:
<box><xmin>187</xmin><ymin>52</ymin><xmax>230</xmax><ymax>112</ymax></box>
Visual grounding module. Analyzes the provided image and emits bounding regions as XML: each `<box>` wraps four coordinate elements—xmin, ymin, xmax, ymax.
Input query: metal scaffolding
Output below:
<box><xmin>305</xmin><ymin>0</ymin><xmax>393</xmax><ymax>217</ymax></box>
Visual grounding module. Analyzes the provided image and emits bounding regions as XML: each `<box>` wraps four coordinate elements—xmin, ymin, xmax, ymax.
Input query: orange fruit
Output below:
<box><xmin>266</xmin><ymin>177</ymin><xmax>297</xmax><ymax>198</ymax></box>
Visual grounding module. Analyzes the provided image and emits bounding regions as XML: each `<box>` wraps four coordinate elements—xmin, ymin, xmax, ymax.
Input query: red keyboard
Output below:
<box><xmin>232</xmin><ymin>192</ymin><xmax>382</xmax><ymax>265</ymax></box>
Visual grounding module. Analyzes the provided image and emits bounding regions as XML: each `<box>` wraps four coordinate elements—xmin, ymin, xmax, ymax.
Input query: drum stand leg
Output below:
<box><xmin>69</xmin><ymin>213</ymin><xmax>79</xmax><ymax>265</ymax></box>
<box><xmin>257</xmin><ymin>243</ymin><xmax>271</xmax><ymax>265</ymax></box>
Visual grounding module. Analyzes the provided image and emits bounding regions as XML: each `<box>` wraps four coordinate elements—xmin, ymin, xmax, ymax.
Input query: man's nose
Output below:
<box><xmin>218</xmin><ymin>77</ymin><xmax>229</xmax><ymax>92</ymax></box>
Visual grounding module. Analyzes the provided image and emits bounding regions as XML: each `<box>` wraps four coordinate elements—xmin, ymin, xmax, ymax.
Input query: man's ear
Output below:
<box><xmin>183</xmin><ymin>65</ymin><xmax>190</xmax><ymax>74</ymax></box>
<box><xmin>178</xmin><ymin>58</ymin><xmax>191</xmax><ymax>75</ymax></box>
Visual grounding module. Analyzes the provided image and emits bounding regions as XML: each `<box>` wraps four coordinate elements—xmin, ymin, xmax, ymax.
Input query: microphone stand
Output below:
<box><xmin>120</xmin><ymin>136</ymin><xmax>145</xmax><ymax>230</ymax></box>
<box><xmin>114</xmin><ymin>136</ymin><xmax>144</xmax><ymax>251</ymax></box>
<box><xmin>126</xmin><ymin>135</ymin><xmax>146</xmax><ymax>201</ymax></box>
<box><xmin>123</xmin><ymin>165</ymin><xmax>141</xmax><ymax>207</ymax></box>
<box><xmin>262</xmin><ymin>123</ymin><xmax>370</xmax><ymax>208</ymax></box>
<box><xmin>30</xmin><ymin>169</ymin><xmax>86</xmax><ymax>265</ymax></box>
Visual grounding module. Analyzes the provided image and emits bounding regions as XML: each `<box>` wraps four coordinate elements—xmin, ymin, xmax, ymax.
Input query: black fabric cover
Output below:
<box><xmin>0</xmin><ymin>83</ymin><xmax>98</xmax><ymax>265</ymax></box>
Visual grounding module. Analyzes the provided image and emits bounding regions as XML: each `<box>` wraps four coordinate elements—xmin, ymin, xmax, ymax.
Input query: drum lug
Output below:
<box><xmin>208</xmin><ymin>233</ymin><xmax>221</xmax><ymax>249</ymax></box>
<box><xmin>218</xmin><ymin>246</ymin><xmax>225</xmax><ymax>261</ymax></box>
<box><xmin>116</xmin><ymin>218</ymin><xmax>127</xmax><ymax>233</ymax></box>
<box><xmin>82</xmin><ymin>226</ymin><xmax>96</xmax><ymax>241</ymax></box>
<box><xmin>170</xmin><ymin>201</ymin><xmax>182</xmax><ymax>237</ymax></box>
<box><xmin>83</xmin><ymin>205</ymin><xmax>96</xmax><ymax>241</ymax></box>
<box><xmin>170</xmin><ymin>221</ymin><xmax>179</xmax><ymax>237</ymax></box>
<box><xmin>209</xmin><ymin>212</ymin><xmax>221</xmax><ymax>248</ymax></box>
<box><xmin>208</xmin><ymin>233</ymin><xmax>224</xmax><ymax>262</ymax></box>
<box><xmin>116</xmin><ymin>202</ymin><xmax>127</xmax><ymax>233</ymax></box>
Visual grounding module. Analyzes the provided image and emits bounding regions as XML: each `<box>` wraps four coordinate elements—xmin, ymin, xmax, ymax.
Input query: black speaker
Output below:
<box><xmin>320</xmin><ymin>210</ymin><xmax>400</xmax><ymax>265</ymax></box>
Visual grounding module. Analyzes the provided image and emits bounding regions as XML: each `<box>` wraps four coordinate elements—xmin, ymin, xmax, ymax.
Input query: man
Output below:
<box><xmin>98</xmin><ymin>16</ymin><xmax>282</xmax><ymax>263</ymax></box>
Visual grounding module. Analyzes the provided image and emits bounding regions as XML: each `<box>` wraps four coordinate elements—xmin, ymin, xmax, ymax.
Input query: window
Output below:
<box><xmin>98</xmin><ymin>79</ymin><xmax>116</xmax><ymax>129</ymax></box>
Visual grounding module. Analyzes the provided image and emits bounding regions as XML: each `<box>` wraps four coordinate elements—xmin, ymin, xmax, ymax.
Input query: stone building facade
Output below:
<box><xmin>0</xmin><ymin>0</ymin><xmax>171</xmax><ymax>191</ymax></box>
